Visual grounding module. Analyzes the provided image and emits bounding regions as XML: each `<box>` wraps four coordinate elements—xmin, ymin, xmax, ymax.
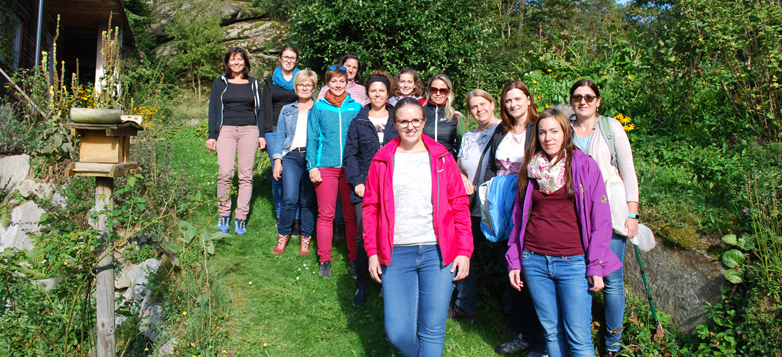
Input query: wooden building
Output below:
<box><xmin>0</xmin><ymin>0</ymin><xmax>134</xmax><ymax>85</ymax></box>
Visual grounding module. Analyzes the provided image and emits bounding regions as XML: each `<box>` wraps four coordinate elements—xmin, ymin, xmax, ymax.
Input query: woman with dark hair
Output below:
<box><xmin>489</xmin><ymin>81</ymin><xmax>547</xmax><ymax>356</ymax></box>
<box><xmin>270</xmin><ymin>69</ymin><xmax>318</xmax><ymax>256</ymax></box>
<box><xmin>506</xmin><ymin>109</ymin><xmax>620</xmax><ymax>357</ymax></box>
<box><xmin>263</xmin><ymin>44</ymin><xmax>301</xmax><ymax>223</ymax></box>
<box><xmin>317</xmin><ymin>54</ymin><xmax>368</xmax><ymax>105</ymax></box>
<box><xmin>307</xmin><ymin>65</ymin><xmax>362</xmax><ymax>278</ymax></box>
<box><xmin>421</xmin><ymin>74</ymin><xmax>464</xmax><ymax>158</ymax></box>
<box><xmin>343</xmin><ymin>71</ymin><xmax>394</xmax><ymax>306</ymax></box>
<box><xmin>388</xmin><ymin>68</ymin><xmax>424</xmax><ymax>106</ymax></box>
<box><xmin>569</xmin><ymin>79</ymin><xmax>639</xmax><ymax>357</ymax></box>
<box><xmin>206</xmin><ymin>47</ymin><xmax>265</xmax><ymax>236</ymax></box>
<box><xmin>364</xmin><ymin>97</ymin><xmax>473</xmax><ymax>357</ymax></box>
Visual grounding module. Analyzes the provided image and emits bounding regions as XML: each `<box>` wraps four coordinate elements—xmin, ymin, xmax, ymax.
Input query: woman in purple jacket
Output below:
<box><xmin>506</xmin><ymin>109</ymin><xmax>620</xmax><ymax>357</ymax></box>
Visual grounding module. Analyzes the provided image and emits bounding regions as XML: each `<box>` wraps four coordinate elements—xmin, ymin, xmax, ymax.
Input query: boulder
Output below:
<box><xmin>0</xmin><ymin>154</ymin><xmax>30</xmax><ymax>194</ymax></box>
<box><xmin>0</xmin><ymin>201</ymin><xmax>45</xmax><ymax>251</ymax></box>
<box><xmin>623</xmin><ymin>240</ymin><xmax>725</xmax><ymax>333</ymax></box>
<box><xmin>35</xmin><ymin>276</ymin><xmax>64</xmax><ymax>292</ymax></box>
<box><xmin>17</xmin><ymin>179</ymin><xmax>53</xmax><ymax>199</ymax></box>
<box><xmin>156</xmin><ymin>337</ymin><xmax>178</xmax><ymax>356</ymax></box>
<box><xmin>115</xmin><ymin>262</ymin><xmax>136</xmax><ymax>290</ymax></box>
<box><xmin>122</xmin><ymin>258</ymin><xmax>162</xmax><ymax>304</ymax></box>
<box><xmin>139</xmin><ymin>303</ymin><xmax>165</xmax><ymax>342</ymax></box>
<box><xmin>221</xmin><ymin>1</ymin><xmax>266</xmax><ymax>26</ymax></box>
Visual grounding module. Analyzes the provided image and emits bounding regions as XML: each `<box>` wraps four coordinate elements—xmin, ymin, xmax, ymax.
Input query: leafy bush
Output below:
<box><xmin>0</xmin><ymin>102</ymin><xmax>28</xmax><ymax>155</ymax></box>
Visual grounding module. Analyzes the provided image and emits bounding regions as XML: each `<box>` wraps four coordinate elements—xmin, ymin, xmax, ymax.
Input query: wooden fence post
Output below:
<box><xmin>95</xmin><ymin>176</ymin><xmax>115</xmax><ymax>357</ymax></box>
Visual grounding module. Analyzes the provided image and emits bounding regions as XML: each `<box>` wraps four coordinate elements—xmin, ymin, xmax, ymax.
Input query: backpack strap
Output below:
<box><xmin>598</xmin><ymin>116</ymin><xmax>618</xmax><ymax>168</ymax></box>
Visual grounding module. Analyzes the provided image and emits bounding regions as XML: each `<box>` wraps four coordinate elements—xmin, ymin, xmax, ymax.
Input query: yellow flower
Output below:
<box><xmin>628</xmin><ymin>75</ymin><xmax>633</xmax><ymax>80</ymax></box>
<box><xmin>532</xmin><ymin>80</ymin><xmax>537</xmax><ymax>84</ymax></box>
<box><xmin>545</xmin><ymin>104</ymin><xmax>550</xmax><ymax>109</ymax></box>
<box><xmin>223</xmin><ymin>351</ymin><xmax>228</xmax><ymax>355</ymax></box>
<box><xmin>182</xmin><ymin>311</ymin><xmax>187</xmax><ymax>316</ymax></box>
<box><xmin>263</xmin><ymin>343</ymin><xmax>268</xmax><ymax>347</ymax></box>
<box><xmin>537</xmin><ymin>95</ymin><xmax>542</xmax><ymax>99</ymax></box>
<box><xmin>547</xmin><ymin>69</ymin><xmax>552</xmax><ymax>72</ymax></box>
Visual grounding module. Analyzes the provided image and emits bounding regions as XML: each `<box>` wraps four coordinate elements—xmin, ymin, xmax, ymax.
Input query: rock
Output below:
<box><xmin>17</xmin><ymin>179</ymin><xmax>53</xmax><ymax>199</ymax></box>
<box><xmin>221</xmin><ymin>1</ymin><xmax>266</xmax><ymax>26</ymax></box>
<box><xmin>122</xmin><ymin>258</ymin><xmax>162</xmax><ymax>304</ymax></box>
<box><xmin>115</xmin><ymin>262</ymin><xmax>136</xmax><ymax>290</ymax></box>
<box><xmin>51</xmin><ymin>190</ymin><xmax>67</xmax><ymax>209</ymax></box>
<box><xmin>185</xmin><ymin>118</ymin><xmax>202</xmax><ymax>127</ymax></box>
<box><xmin>139</xmin><ymin>303</ymin><xmax>165</xmax><ymax>342</ymax></box>
<box><xmin>0</xmin><ymin>201</ymin><xmax>45</xmax><ymax>251</ymax></box>
<box><xmin>35</xmin><ymin>276</ymin><xmax>64</xmax><ymax>292</ymax></box>
<box><xmin>623</xmin><ymin>240</ymin><xmax>725</xmax><ymax>333</ymax></box>
<box><xmin>156</xmin><ymin>338</ymin><xmax>178</xmax><ymax>356</ymax></box>
<box><xmin>0</xmin><ymin>154</ymin><xmax>30</xmax><ymax>194</ymax></box>
<box><xmin>224</xmin><ymin>19</ymin><xmax>278</xmax><ymax>42</ymax></box>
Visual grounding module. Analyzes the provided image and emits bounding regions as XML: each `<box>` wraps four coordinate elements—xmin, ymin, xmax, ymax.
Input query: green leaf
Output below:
<box><xmin>721</xmin><ymin>249</ymin><xmax>745</xmax><ymax>268</ymax></box>
<box><xmin>722</xmin><ymin>234</ymin><xmax>738</xmax><ymax>246</ymax></box>
<box><xmin>178</xmin><ymin>220</ymin><xmax>196</xmax><ymax>242</ymax></box>
<box><xmin>127</xmin><ymin>176</ymin><xmax>137</xmax><ymax>188</ymax></box>
<box><xmin>724</xmin><ymin>268</ymin><xmax>743</xmax><ymax>284</ymax></box>
<box><xmin>206</xmin><ymin>241</ymin><xmax>215</xmax><ymax>255</ymax></box>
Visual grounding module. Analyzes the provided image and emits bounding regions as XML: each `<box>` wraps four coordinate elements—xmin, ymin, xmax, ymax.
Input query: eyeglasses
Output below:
<box><xmin>281</xmin><ymin>56</ymin><xmax>297</xmax><ymax>62</ymax></box>
<box><xmin>297</xmin><ymin>83</ymin><xmax>313</xmax><ymax>89</ymax></box>
<box><xmin>571</xmin><ymin>94</ymin><xmax>598</xmax><ymax>103</ymax></box>
<box><xmin>429</xmin><ymin>87</ymin><xmax>449</xmax><ymax>95</ymax></box>
<box><xmin>396</xmin><ymin>118</ymin><xmax>425</xmax><ymax>128</ymax></box>
<box><xmin>328</xmin><ymin>66</ymin><xmax>347</xmax><ymax>71</ymax></box>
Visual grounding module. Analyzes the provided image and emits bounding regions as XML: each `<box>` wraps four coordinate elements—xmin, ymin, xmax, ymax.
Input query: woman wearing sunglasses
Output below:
<box><xmin>307</xmin><ymin>65</ymin><xmax>362</xmax><ymax>278</ymax></box>
<box><xmin>569</xmin><ymin>79</ymin><xmax>640</xmax><ymax>357</ymax></box>
<box><xmin>388</xmin><ymin>68</ymin><xmax>424</xmax><ymax>106</ymax></box>
<box><xmin>507</xmin><ymin>109</ymin><xmax>620</xmax><ymax>357</ymax></box>
<box><xmin>317</xmin><ymin>54</ymin><xmax>369</xmax><ymax>105</ymax></box>
<box><xmin>363</xmin><ymin>97</ymin><xmax>473</xmax><ymax>357</ymax></box>
<box><xmin>422</xmin><ymin>74</ymin><xmax>464</xmax><ymax>159</ymax></box>
<box><xmin>263</xmin><ymin>45</ymin><xmax>301</xmax><ymax>224</ymax></box>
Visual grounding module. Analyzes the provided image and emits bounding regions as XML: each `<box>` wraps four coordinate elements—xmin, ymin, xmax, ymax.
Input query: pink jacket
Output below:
<box><xmin>362</xmin><ymin>135</ymin><xmax>473</xmax><ymax>266</ymax></box>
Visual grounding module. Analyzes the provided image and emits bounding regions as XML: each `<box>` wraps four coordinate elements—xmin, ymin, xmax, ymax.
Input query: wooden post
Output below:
<box><xmin>95</xmin><ymin>177</ymin><xmax>115</xmax><ymax>357</ymax></box>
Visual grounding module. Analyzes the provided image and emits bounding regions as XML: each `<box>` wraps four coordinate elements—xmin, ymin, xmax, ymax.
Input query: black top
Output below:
<box><xmin>263</xmin><ymin>78</ymin><xmax>299</xmax><ymax>133</ymax></box>
<box><xmin>207</xmin><ymin>76</ymin><xmax>265</xmax><ymax>140</ymax></box>
<box><xmin>422</xmin><ymin>100</ymin><xmax>460</xmax><ymax>159</ymax></box>
<box><xmin>343</xmin><ymin>103</ymin><xmax>395</xmax><ymax>204</ymax></box>
<box><xmin>222</xmin><ymin>83</ymin><xmax>256</xmax><ymax>126</ymax></box>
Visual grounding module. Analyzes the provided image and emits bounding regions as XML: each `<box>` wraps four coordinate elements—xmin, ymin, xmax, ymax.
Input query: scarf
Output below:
<box><xmin>526</xmin><ymin>151</ymin><xmax>567</xmax><ymax>194</ymax></box>
<box><xmin>272</xmin><ymin>66</ymin><xmax>300</xmax><ymax>91</ymax></box>
<box><xmin>325</xmin><ymin>89</ymin><xmax>348</xmax><ymax>107</ymax></box>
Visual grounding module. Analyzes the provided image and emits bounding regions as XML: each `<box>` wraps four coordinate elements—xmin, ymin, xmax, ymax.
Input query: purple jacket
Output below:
<box><xmin>506</xmin><ymin>150</ymin><xmax>621</xmax><ymax>277</ymax></box>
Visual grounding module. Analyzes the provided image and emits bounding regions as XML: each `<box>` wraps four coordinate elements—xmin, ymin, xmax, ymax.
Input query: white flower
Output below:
<box><xmin>248</xmin><ymin>281</ymin><xmax>253</xmax><ymax>285</ymax></box>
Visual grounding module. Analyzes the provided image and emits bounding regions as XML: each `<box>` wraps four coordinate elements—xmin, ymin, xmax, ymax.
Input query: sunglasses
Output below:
<box><xmin>429</xmin><ymin>87</ymin><xmax>449</xmax><ymax>95</ymax></box>
<box><xmin>571</xmin><ymin>94</ymin><xmax>598</xmax><ymax>103</ymax></box>
<box><xmin>328</xmin><ymin>65</ymin><xmax>347</xmax><ymax>71</ymax></box>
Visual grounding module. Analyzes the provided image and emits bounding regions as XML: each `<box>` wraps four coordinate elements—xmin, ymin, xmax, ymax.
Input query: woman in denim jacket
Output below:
<box><xmin>270</xmin><ymin>69</ymin><xmax>318</xmax><ymax>256</ymax></box>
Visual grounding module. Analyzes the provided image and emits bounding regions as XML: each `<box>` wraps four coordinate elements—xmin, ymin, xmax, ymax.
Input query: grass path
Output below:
<box><xmin>173</xmin><ymin>137</ymin><xmax>522</xmax><ymax>356</ymax></box>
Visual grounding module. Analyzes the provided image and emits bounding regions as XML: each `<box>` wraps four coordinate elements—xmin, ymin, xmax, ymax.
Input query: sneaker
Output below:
<box><xmin>333</xmin><ymin>224</ymin><xmax>345</xmax><ymax>242</ymax></box>
<box><xmin>353</xmin><ymin>287</ymin><xmax>368</xmax><ymax>307</ymax></box>
<box><xmin>273</xmin><ymin>234</ymin><xmax>289</xmax><ymax>254</ymax></box>
<box><xmin>349</xmin><ymin>261</ymin><xmax>357</xmax><ymax>279</ymax></box>
<box><xmin>299</xmin><ymin>236</ymin><xmax>312</xmax><ymax>256</ymax></box>
<box><xmin>291</xmin><ymin>219</ymin><xmax>301</xmax><ymax>237</ymax></box>
<box><xmin>495</xmin><ymin>333</ymin><xmax>530</xmax><ymax>354</ymax></box>
<box><xmin>217</xmin><ymin>216</ymin><xmax>230</xmax><ymax>233</ymax></box>
<box><xmin>318</xmin><ymin>261</ymin><xmax>332</xmax><ymax>278</ymax></box>
<box><xmin>447</xmin><ymin>306</ymin><xmax>476</xmax><ymax>322</ymax></box>
<box><xmin>234</xmin><ymin>218</ymin><xmax>246</xmax><ymax>236</ymax></box>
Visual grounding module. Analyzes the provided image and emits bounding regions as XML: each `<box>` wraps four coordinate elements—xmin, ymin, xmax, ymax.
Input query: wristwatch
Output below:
<box><xmin>628</xmin><ymin>213</ymin><xmax>640</xmax><ymax>220</ymax></box>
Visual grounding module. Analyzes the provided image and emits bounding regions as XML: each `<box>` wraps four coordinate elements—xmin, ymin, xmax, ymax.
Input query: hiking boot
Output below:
<box><xmin>318</xmin><ymin>261</ymin><xmax>332</xmax><ymax>278</ymax></box>
<box><xmin>217</xmin><ymin>216</ymin><xmax>230</xmax><ymax>233</ymax></box>
<box><xmin>299</xmin><ymin>236</ymin><xmax>312</xmax><ymax>256</ymax></box>
<box><xmin>349</xmin><ymin>261</ymin><xmax>357</xmax><ymax>279</ymax></box>
<box><xmin>353</xmin><ymin>287</ymin><xmax>368</xmax><ymax>307</ymax></box>
<box><xmin>333</xmin><ymin>224</ymin><xmax>346</xmax><ymax>242</ymax></box>
<box><xmin>495</xmin><ymin>333</ymin><xmax>530</xmax><ymax>354</ymax></box>
<box><xmin>447</xmin><ymin>306</ymin><xmax>476</xmax><ymax>322</ymax></box>
<box><xmin>273</xmin><ymin>234</ymin><xmax>289</xmax><ymax>254</ymax></box>
<box><xmin>234</xmin><ymin>218</ymin><xmax>246</xmax><ymax>236</ymax></box>
<box><xmin>291</xmin><ymin>219</ymin><xmax>301</xmax><ymax>237</ymax></box>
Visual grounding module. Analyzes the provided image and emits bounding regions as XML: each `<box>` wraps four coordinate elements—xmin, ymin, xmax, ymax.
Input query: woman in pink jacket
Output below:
<box><xmin>363</xmin><ymin>97</ymin><xmax>473</xmax><ymax>357</ymax></box>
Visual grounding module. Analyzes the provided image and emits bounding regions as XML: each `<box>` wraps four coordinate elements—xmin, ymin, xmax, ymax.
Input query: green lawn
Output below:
<box><xmin>170</xmin><ymin>137</ymin><xmax>525</xmax><ymax>356</ymax></box>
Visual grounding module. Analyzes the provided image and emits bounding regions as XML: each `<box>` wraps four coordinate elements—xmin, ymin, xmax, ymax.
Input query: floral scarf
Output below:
<box><xmin>526</xmin><ymin>151</ymin><xmax>567</xmax><ymax>194</ymax></box>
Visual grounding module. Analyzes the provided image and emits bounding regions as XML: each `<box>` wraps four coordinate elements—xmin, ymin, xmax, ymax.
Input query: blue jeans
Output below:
<box><xmin>522</xmin><ymin>250</ymin><xmax>594</xmax><ymax>357</ymax></box>
<box><xmin>604</xmin><ymin>232</ymin><xmax>626</xmax><ymax>352</ymax></box>
<box><xmin>382</xmin><ymin>245</ymin><xmax>455</xmax><ymax>357</ymax></box>
<box><xmin>265</xmin><ymin>131</ymin><xmax>283</xmax><ymax>219</ymax></box>
<box><xmin>277</xmin><ymin>151</ymin><xmax>315</xmax><ymax>237</ymax></box>
<box><xmin>453</xmin><ymin>217</ymin><xmax>481</xmax><ymax>316</ymax></box>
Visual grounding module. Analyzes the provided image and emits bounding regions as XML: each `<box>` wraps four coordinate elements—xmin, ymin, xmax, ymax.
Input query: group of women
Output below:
<box><xmin>207</xmin><ymin>45</ymin><xmax>640</xmax><ymax>357</ymax></box>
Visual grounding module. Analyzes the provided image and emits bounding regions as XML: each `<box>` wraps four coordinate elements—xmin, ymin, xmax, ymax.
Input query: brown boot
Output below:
<box><xmin>299</xmin><ymin>236</ymin><xmax>312</xmax><ymax>256</ymax></box>
<box><xmin>273</xmin><ymin>234</ymin><xmax>289</xmax><ymax>254</ymax></box>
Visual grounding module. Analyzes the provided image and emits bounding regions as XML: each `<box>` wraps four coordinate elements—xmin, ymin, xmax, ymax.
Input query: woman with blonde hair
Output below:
<box><xmin>388</xmin><ymin>67</ymin><xmax>424</xmax><ymax>106</ymax></box>
<box><xmin>270</xmin><ymin>69</ymin><xmax>318</xmax><ymax>255</ymax></box>
<box><xmin>421</xmin><ymin>74</ymin><xmax>464</xmax><ymax>158</ymax></box>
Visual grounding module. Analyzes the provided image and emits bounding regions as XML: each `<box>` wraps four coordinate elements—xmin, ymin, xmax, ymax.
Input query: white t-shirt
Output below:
<box><xmin>393</xmin><ymin>152</ymin><xmax>437</xmax><ymax>246</ymax></box>
<box><xmin>368</xmin><ymin>114</ymin><xmax>388</xmax><ymax>144</ymax></box>
<box><xmin>288</xmin><ymin>110</ymin><xmax>308</xmax><ymax>151</ymax></box>
<box><xmin>458</xmin><ymin>122</ymin><xmax>499</xmax><ymax>217</ymax></box>
<box><xmin>495</xmin><ymin>130</ymin><xmax>527</xmax><ymax>176</ymax></box>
